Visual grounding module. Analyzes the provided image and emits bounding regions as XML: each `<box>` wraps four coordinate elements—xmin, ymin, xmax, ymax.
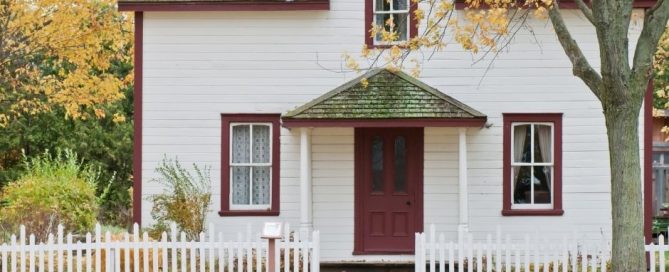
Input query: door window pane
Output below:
<box><xmin>394</xmin><ymin>136</ymin><xmax>407</xmax><ymax>193</ymax></box>
<box><xmin>372</xmin><ymin>136</ymin><xmax>384</xmax><ymax>192</ymax></box>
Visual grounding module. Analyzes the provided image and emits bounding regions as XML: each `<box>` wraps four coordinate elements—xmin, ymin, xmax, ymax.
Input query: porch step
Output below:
<box><xmin>320</xmin><ymin>263</ymin><xmax>415</xmax><ymax>272</ymax></box>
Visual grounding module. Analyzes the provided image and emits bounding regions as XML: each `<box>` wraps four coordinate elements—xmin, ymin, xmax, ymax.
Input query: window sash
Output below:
<box><xmin>510</xmin><ymin>122</ymin><xmax>554</xmax><ymax>209</ymax></box>
<box><xmin>229</xmin><ymin>123</ymin><xmax>273</xmax><ymax>210</ymax></box>
<box><xmin>372</xmin><ymin>0</ymin><xmax>411</xmax><ymax>44</ymax></box>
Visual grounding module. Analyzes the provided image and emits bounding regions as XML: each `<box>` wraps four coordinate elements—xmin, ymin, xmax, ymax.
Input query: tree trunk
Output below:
<box><xmin>604</xmin><ymin>96</ymin><xmax>645</xmax><ymax>272</ymax></box>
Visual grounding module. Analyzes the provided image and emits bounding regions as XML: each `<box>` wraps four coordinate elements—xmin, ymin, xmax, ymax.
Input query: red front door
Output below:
<box><xmin>354</xmin><ymin>128</ymin><xmax>423</xmax><ymax>254</ymax></box>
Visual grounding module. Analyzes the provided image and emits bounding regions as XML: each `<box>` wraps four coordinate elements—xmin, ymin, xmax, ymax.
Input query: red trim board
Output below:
<box><xmin>132</xmin><ymin>12</ymin><xmax>143</xmax><ymax>226</ymax></box>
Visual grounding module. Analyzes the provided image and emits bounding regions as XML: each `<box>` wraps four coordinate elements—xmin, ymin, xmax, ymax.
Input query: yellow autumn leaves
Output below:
<box><xmin>346</xmin><ymin>0</ymin><xmax>553</xmax><ymax>80</ymax></box>
<box><xmin>0</xmin><ymin>0</ymin><xmax>133</xmax><ymax>127</ymax></box>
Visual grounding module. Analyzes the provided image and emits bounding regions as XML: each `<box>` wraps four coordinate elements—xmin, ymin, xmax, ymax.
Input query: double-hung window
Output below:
<box><xmin>502</xmin><ymin>113</ymin><xmax>563</xmax><ymax>216</ymax></box>
<box><xmin>220</xmin><ymin>114</ymin><xmax>280</xmax><ymax>216</ymax></box>
<box><xmin>365</xmin><ymin>0</ymin><xmax>417</xmax><ymax>47</ymax></box>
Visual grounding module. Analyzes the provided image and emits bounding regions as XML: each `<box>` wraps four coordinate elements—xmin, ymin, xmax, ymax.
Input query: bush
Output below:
<box><xmin>0</xmin><ymin>150</ymin><xmax>99</xmax><ymax>241</ymax></box>
<box><xmin>149</xmin><ymin>157</ymin><xmax>211</xmax><ymax>240</ymax></box>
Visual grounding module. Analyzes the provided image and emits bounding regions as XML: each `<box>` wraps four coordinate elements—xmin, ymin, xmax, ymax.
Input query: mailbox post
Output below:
<box><xmin>261</xmin><ymin>222</ymin><xmax>283</xmax><ymax>272</ymax></box>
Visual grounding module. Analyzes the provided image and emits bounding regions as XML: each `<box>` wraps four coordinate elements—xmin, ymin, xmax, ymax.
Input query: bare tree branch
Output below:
<box><xmin>548</xmin><ymin>2</ymin><xmax>603</xmax><ymax>101</ymax></box>
<box><xmin>573</xmin><ymin>0</ymin><xmax>595</xmax><ymax>24</ymax></box>
<box><xmin>630</xmin><ymin>0</ymin><xmax>669</xmax><ymax>96</ymax></box>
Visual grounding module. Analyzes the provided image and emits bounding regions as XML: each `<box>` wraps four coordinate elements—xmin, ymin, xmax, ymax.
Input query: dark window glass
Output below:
<box><xmin>372</xmin><ymin>136</ymin><xmax>384</xmax><ymax>192</ymax></box>
<box><xmin>394</xmin><ymin>136</ymin><xmax>407</xmax><ymax>193</ymax></box>
<box><xmin>512</xmin><ymin>166</ymin><xmax>531</xmax><ymax>204</ymax></box>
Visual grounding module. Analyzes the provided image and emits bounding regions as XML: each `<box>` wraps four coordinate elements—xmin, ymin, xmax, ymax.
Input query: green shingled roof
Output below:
<box><xmin>283</xmin><ymin>69</ymin><xmax>486</xmax><ymax>120</ymax></box>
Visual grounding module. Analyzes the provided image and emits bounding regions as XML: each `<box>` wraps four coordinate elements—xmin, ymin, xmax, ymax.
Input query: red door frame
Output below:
<box><xmin>353</xmin><ymin>127</ymin><xmax>424</xmax><ymax>255</ymax></box>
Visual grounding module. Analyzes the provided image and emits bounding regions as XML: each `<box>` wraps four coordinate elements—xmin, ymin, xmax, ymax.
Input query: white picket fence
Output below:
<box><xmin>415</xmin><ymin>225</ymin><xmax>611</xmax><ymax>272</ymax></box>
<box><xmin>0</xmin><ymin>223</ymin><xmax>320</xmax><ymax>272</ymax></box>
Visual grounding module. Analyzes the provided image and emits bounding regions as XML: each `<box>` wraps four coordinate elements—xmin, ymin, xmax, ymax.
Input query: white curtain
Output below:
<box><xmin>232</xmin><ymin>166</ymin><xmax>250</xmax><ymax>205</ymax></box>
<box><xmin>252</xmin><ymin>167</ymin><xmax>271</xmax><ymax>205</ymax></box>
<box><xmin>513</xmin><ymin>125</ymin><xmax>528</xmax><ymax>183</ymax></box>
<box><xmin>536</xmin><ymin>125</ymin><xmax>552</xmax><ymax>188</ymax></box>
<box><xmin>253</xmin><ymin>125</ymin><xmax>270</xmax><ymax>163</ymax></box>
<box><xmin>232</xmin><ymin>126</ymin><xmax>250</xmax><ymax>163</ymax></box>
<box><xmin>536</xmin><ymin>125</ymin><xmax>552</xmax><ymax>163</ymax></box>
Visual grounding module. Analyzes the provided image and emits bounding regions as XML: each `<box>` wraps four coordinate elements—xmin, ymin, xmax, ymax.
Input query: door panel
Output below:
<box><xmin>355</xmin><ymin>128</ymin><xmax>423</xmax><ymax>254</ymax></box>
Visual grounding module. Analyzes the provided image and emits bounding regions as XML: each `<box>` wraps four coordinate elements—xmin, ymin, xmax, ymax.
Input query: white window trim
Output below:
<box><xmin>510</xmin><ymin>122</ymin><xmax>555</xmax><ymax>210</ymax></box>
<box><xmin>372</xmin><ymin>0</ymin><xmax>411</xmax><ymax>45</ymax></box>
<box><xmin>229</xmin><ymin>122</ymin><xmax>273</xmax><ymax>211</ymax></box>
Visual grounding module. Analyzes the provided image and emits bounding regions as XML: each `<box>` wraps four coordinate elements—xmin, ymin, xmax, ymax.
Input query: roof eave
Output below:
<box><xmin>281</xmin><ymin>117</ymin><xmax>488</xmax><ymax>128</ymax></box>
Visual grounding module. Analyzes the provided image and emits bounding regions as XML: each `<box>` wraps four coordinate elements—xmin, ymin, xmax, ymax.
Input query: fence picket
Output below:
<box><xmin>2</xmin><ymin>242</ymin><xmax>8</xmax><ymax>272</ymax></box>
<box><xmin>142</xmin><ymin>232</ymin><xmax>149</xmax><ymax>272</ymax></box>
<box><xmin>180</xmin><ymin>232</ymin><xmax>186</xmax><ymax>272</ymax></box>
<box><xmin>28</xmin><ymin>235</ymin><xmax>35</xmax><ymax>272</ymax></box>
<box><xmin>10</xmin><ymin>235</ymin><xmax>16</xmax><ymax>272</ymax></box>
<box><xmin>151</xmin><ymin>234</ymin><xmax>158</xmax><ymax>272</ymax></box>
<box><xmin>476</xmin><ymin>242</ymin><xmax>482</xmax><ymax>272</ymax></box>
<box><xmin>191</xmin><ymin>239</ymin><xmax>197</xmax><ymax>272</ymax></box>
<box><xmin>429</xmin><ymin>226</ymin><xmax>436</xmax><ymax>272</ymax></box>
<box><xmin>254</xmin><ymin>235</ymin><xmax>261</xmax><ymax>272</ymax></box>
<box><xmin>47</xmin><ymin>234</ymin><xmax>54</xmax><ymax>272</ymax></box>
<box><xmin>208</xmin><ymin>226</ymin><xmax>215</xmax><ymax>272</ymax></box>
<box><xmin>160</xmin><ymin>232</ymin><xmax>168</xmax><ymax>272</ymax></box>
<box><xmin>292</xmin><ymin>231</ymin><xmax>299</xmax><ymax>272</ymax></box>
<box><xmin>133</xmin><ymin>224</ymin><xmax>140</xmax><ymax>272</ymax></box>
<box><xmin>57</xmin><ymin>226</ymin><xmax>63</xmax><ymax>272</ymax></box>
<box><xmin>200</xmin><ymin>232</ymin><xmax>206</xmax><ymax>272</ymax></box>
<box><xmin>448</xmin><ymin>241</ymin><xmax>454</xmax><ymax>272</ymax></box>
<box><xmin>38</xmin><ymin>242</ymin><xmax>44</xmax><ymax>272</ymax></box>
<box><xmin>124</xmin><ymin>233</ymin><xmax>130</xmax><ymax>272</ymax></box>
<box><xmin>95</xmin><ymin>225</ymin><xmax>101</xmax><ymax>272</ymax></box>
<box><xmin>19</xmin><ymin>227</ymin><xmax>25</xmax><ymax>272</ymax></box>
<box><xmin>217</xmin><ymin>233</ymin><xmax>223</xmax><ymax>272</ymax></box>
<box><xmin>485</xmin><ymin>234</ymin><xmax>492</xmax><ymax>272</ymax></box>
<box><xmin>85</xmin><ymin>233</ymin><xmax>92</xmax><ymax>272</ymax></box>
<box><xmin>438</xmin><ymin>234</ymin><xmax>445</xmax><ymax>272</ymax></box>
<box><xmin>66</xmin><ymin>234</ymin><xmax>73</xmax><ymax>272</ymax></box>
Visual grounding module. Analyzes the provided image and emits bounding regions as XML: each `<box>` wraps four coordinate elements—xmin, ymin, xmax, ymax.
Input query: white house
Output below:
<box><xmin>118</xmin><ymin>0</ymin><xmax>657</xmax><ymax>264</ymax></box>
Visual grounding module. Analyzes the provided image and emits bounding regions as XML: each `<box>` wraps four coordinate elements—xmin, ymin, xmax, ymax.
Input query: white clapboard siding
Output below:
<box><xmin>0</xmin><ymin>223</ymin><xmax>319</xmax><ymax>272</ymax></box>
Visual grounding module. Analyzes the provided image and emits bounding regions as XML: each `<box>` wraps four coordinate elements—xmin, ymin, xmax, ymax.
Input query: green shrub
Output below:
<box><xmin>149</xmin><ymin>157</ymin><xmax>211</xmax><ymax>240</ymax></box>
<box><xmin>0</xmin><ymin>150</ymin><xmax>99</xmax><ymax>241</ymax></box>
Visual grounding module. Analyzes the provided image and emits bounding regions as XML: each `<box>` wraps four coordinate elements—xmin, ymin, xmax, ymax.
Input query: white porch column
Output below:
<box><xmin>300</xmin><ymin>128</ymin><xmax>313</xmax><ymax>233</ymax></box>
<box><xmin>458</xmin><ymin>128</ymin><xmax>469</xmax><ymax>236</ymax></box>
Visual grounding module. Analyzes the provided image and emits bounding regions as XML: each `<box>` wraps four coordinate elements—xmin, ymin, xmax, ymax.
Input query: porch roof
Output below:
<box><xmin>282</xmin><ymin>68</ymin><xmax>487</xmax><ymax>128</ymax></box>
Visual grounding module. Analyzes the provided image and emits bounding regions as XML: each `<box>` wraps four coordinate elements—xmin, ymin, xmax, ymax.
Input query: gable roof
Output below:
<box><xmin>282</xmin><ymin>69</ymin><xmax>486</xmax><ymax>127</ymax></box>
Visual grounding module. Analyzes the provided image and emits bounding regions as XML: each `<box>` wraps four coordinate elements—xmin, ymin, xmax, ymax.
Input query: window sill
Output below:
<box><xmin>501</xmin><ymin>209</ymin><xmax>563</xmax><ymax>216</ymax></box>
<box><xmin>218</xmin><ymin>210</ymin><xmax>279</xmax><ymax>217</ymax></box>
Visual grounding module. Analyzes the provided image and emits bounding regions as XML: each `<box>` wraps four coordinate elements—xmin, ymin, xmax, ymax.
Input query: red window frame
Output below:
<box><xmin>219</xmin><ymin>113</ymin><xmax>281</xmax><ymax>216</ymax></box>
<box><xmin>364</xmin><ymin>0</ymin><xmax>419</xmax><ymax>48</ymax></box>
<box><xmin>502</xmin><ymin>113</ymin><xmax>563</xmax><ymax>216</ymax></box>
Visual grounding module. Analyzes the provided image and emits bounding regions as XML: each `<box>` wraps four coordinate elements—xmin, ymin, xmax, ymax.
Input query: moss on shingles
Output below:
<box><xmin>284</xmin><ymin>69</ymin><xmax>485</xmax><ymax>119</ymax></box>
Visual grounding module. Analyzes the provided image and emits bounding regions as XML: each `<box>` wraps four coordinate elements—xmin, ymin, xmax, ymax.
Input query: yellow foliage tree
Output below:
<box><xmin>0</xmin><ymin>0</ymin><xmax>133</xmax><ymax>127</ymax></box>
